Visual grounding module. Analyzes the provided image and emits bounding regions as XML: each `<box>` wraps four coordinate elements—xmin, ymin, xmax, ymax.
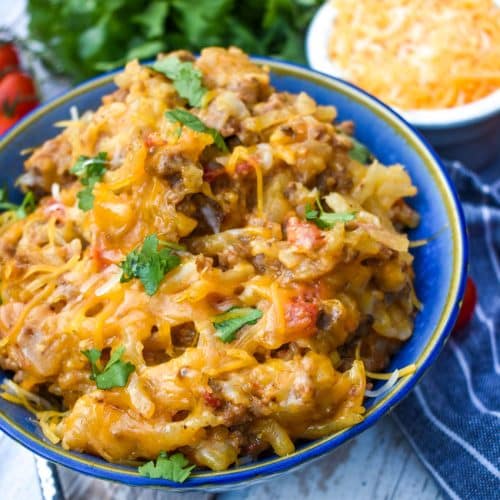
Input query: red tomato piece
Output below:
<box><xmin>43</xmin><ymin>199</ymin><xmax>66</xmax><ymax>220</ymax></box>
<box><xmin>453</xmin><ymin>277</ymin><xmax>477</xmax><ymax>331</ymax></box>
<box><xmin>285</xmin><ymin>216</ymin><xmax>324</xmax><ymax>250</ymax></box>
<box><xmin>235</xmin><ymin>160</ymin><xmax>254</xmax><ymax>176</ymax></box>
<box><xmin>0</xmin><ymin>72</ymin><xmax>39</xmax><ymax>122</ymax></box>
<box><xmin>91</xmin><ymin>235</ymin><xmax>122</xmax><ymax>270</ymax></box>
<box><xmin>284</xmin><ymin>296</ymin><xmax>319</xmax><ymax>338</ymax></box>
<box><xmin>203</xmin><ymin>162</ymin><xmax>226</xmax><ymax>182</ymax></box>
<box><xmin>203</xmin><ymin>391</ymin><xmax>222</xmax><ymax>409</ymax></box>
<box><xmin>0</xmin><ymin>43</ymin><xmax>20</xmax><ymax>75</ymax></box>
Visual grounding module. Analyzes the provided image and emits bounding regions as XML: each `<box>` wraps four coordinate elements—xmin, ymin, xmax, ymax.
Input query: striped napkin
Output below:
<box><xmin>394</xmin><ymin>161</ymin><xmax>500</xmax><ymax>499</ymax></box>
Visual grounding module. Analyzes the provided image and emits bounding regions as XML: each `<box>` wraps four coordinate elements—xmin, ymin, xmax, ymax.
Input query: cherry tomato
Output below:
<box><xmin>0</xmin><ymin>72</ymin><xmax>39</xmax><ymax>134</ymax></box>
<box><xmin>0</xmin><ymin>42</ymin><xmax>20</xmax><ymax>76</ymax></box>
<box><xmin>453</xmin><ymin>277</ymin><xmax>477</xmax><ymax>331</ymax></box>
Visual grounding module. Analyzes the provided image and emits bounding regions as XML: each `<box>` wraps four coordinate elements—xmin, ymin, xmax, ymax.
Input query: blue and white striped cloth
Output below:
<box><xmin>394</xmin><ymin>161</ymin><xmax>500</xmax><ymax>500</ymax></box>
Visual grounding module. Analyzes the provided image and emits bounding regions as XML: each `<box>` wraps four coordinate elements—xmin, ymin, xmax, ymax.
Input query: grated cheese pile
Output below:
<box><xmin>328</xmin><ymin>0</ymin><xmax>500</xmax><ymax>110</ymax></box>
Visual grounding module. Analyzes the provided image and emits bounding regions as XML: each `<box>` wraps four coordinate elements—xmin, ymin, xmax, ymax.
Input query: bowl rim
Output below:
<box><xmin>306</xmin><ymin>1</ymin><xmax>500</xmax><ymax>129</ymax></box>
<box><xmin>0</xmin><ymin>56</ymin><xmax>468</xmax><ymax>490</ymax></box>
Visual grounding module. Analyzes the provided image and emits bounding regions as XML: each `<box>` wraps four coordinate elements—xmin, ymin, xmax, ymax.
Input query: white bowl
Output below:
<box><xmin>306</xmin><ymin>1</ymin><xmax>500</xmax><ymax>169</ymax></box>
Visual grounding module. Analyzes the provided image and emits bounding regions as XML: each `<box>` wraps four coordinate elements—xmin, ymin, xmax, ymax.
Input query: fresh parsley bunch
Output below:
<box><xmin>27</xmin><ymin>0</ymin><xmax>323</xmax><ymax>82</ymax></box>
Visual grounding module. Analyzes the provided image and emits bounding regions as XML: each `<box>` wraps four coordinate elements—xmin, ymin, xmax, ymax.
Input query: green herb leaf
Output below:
<box><xmin>27</xmin><ymin>0</ymin><xmax>323</xmax><ymax>82</ymax></box>
<box><xmin>0</xmin><ymin>188</ymin><xmax>36</xmax><ymax>219</ymax></box>
<box><xmin>305</xmin><ymin>199</ymin><xmax>355</xmax><ymax>229</ymax></box>
<box><xmin>81</xmin><ymin>348</ymin><xmax>102</xmax><ymax>380</ymax></box>
<box><xmin>348</xmin><ymin>137</ymin><xmax>373</xmax><ymax>165</ymax></box>
<box><xmin>70</xmin><ymin>152</ymin><xmax>108</xmax><ymax>211</ymax></box>
<box><xmin>138</xmin><ymin>451</ymin><xmax>195</xmax><ymax>483</ymax></box>
<box><xmin>165</xmin><ymin>109</ymin><xmax>228</xmax><ymax>152</ymax></box>
<box><xmin>213</xmin><ymin>306</ymin><xmax>263</xmax><ymax>343</ymax></box>
<box><xmin>82</xmin><ymin>345</ymin><xmax>135</xmax><ymax>390</ymax></box>
<box><xmin>120</xmin><ymin>234</ymin><xmax>181</xmax><ymax>295</ymax></box>
<box><xmin>304</xmin><ymin>204</ymin><xmax>319</xmax><ymax>221</ymax></box>
<box><xmin>132</xmin><ymin>1</ymin><xmax>169</xmax><ymax>39</ymax></box>
<box><xmin>153</xmin><ymin>56</ymin><xmax>207</xmax><ymax>107</ymax></box>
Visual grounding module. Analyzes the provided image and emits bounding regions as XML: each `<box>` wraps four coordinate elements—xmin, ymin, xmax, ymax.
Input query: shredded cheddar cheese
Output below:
<box><xmin>329</xmin><ymin>0</ymin><xmax>500</xmax><ymax>109</ymax></box>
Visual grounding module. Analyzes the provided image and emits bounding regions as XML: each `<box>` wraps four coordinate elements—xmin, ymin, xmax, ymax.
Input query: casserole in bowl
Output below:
<box><xmin>0</xmin><ymin>53</ymin><xmax>467</xmax><ymax>491</ymax></box>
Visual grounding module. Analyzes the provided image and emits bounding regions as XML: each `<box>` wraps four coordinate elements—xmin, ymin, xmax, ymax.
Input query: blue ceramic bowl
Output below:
<box><xmin>0</xmin><ymin>58</ymin><xmax>467</xmax><ymax>492</ymax></box>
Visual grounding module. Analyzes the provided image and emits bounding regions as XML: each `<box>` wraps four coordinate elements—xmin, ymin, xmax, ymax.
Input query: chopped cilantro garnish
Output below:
<box><xmin>165</xmin><ymin>108</ymin><xmax>228</xmax><ymax>152</ymax></box>
<box><xmin>70</xmin><ymin>152</ymin><xmax>108</xmax><ymax>211</ymax></box>
<box><xmin>120</xmin><ymin>234</ymin><xmax>181</xmax><ymax>296</ymax></box>
<box><xmin>305</xmin><ymin>198</ymin><xmax>355</xmax><ymax>229</ymax></box>
<box><xmin>138</xmin><ymin>451</ymin><xmax>195</xmax><ymax>483</ymax></box>
<box><xmin>213</xmin><ymin>306</ymin><xmax>263</xmax><ymax>343</ymax></box>
<box><xmin>152</xmin><ymin>56</ymin><xmax>207</xmax><ymax>108</ymax></box>
<box><xmin>82</xmin><ymin>345</ymin><xmax>135</xmax><ymax>390</ymax></box>
<box><xmin>348</xmin><ymin>137</ymin><xmax>373</xmax><ymax>165</ymax></box>
<box><xmin>0</xmin><ymin>188</ymin><xmax>36</xmax><ymax>219</ymax></box>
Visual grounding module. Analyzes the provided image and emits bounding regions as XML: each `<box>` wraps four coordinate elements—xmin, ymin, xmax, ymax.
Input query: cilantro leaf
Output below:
<box><xmin>138</xmin><ymin>451</ymin><xmax>195</xmax><ymax>483</ymax></box>
<box><xmin>27</xmin><ymin>1</ymin><xmax>322</xmax><ymax>82</ymax></box>
<box><xmin>213</xmin><ymin>306</ymin><xmax>263</xmax><ymax>343</ymax></box>
<box><xmin>152</xmin><ymin>56</ymin><xmax>207</xmax><ymax>107</ymax></box>
<box><xmin>348</xmin><ymin>137</ymin><xmax>373</xmax><ymax>165</ymax></box>
<box><xmin>0</xmin><ymin>188</ymin><xmax>37</xmax><ymax>219</ymax></box>
<box><xmin>120</xmin><ymin>234</ymin><xmax>181</xmax><ymax>295</ymax></box>
<box><xmin>81</xmin><ymin>348</ymin><xmax>102</xmax><ymax>380</ymax></box>
<box><xmin>82</xmin><ymin>345</ymin><xmax>135</xmax><ymax>390</ymax></box>
<box><xmin>70</xmin><ymin>152</ymin><xmax>108</xmax><ymax>211</ymax></box>
<box><xmin>132</xmin><ymin>2</ymin><xmax>169</xmax><ymax>39</ymax></box>
<box><xmin>305</xmin><ymin>199</ymin><xmax>355</xmax><ymax>229</ymax></box>
<box><xmin>165</xmin><ymin>109</ymin><xmax>228</xmax><ymax>152</ymax></box>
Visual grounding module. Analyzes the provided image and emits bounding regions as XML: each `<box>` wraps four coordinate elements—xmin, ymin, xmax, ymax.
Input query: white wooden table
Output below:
<box><xmin>0</xmin><ymin>2</ymin><xmax>443</xmax><ymax>499</ymax></box>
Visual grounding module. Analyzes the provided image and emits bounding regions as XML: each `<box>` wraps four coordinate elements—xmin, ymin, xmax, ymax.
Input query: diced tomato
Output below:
<box><xmin>284</xmin><ymin>296</ymin><xmax>319</xmax><ymax>338</ymax></box>
<box><xmin>203</xmin><ymin>162</ymin><xmax>226</xmax><ymax>182</ymax></box>
<box><xmin>235</xmin><ymin>160</ymin><xmax>254</xmax><ymax>176</ymax></box>
<box><xmin>43</xmin><ymin>199</ymin><xmax>66</xmax><ymax>219</ymax></box>
<box><xmin>143</xmin><ymin>132</ymin><xmax>166</xmax><ymax>149</ymax></box>
<box><xmin>0</xmin><ymin>43</ymin><xmax>20</xmax><ymax>75</ymax></box>
<box><xmin>91</xmin><ymin>235</ymin><xmax>122</xmax><ymax>270</ymax></box>
<box><xmin>453</xmin><ymin>277</ymin><xmax>477</xmax><ymax>332</ymax></box>
<box><xmin>203</xmin><ymin>390</ymin><xmax>223</xmax><ymax>409</ymax></box>
<box><xmin>285</xmin><ymin>216</ymin><xmax>324</xmax><ymax>250</ymax></box>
